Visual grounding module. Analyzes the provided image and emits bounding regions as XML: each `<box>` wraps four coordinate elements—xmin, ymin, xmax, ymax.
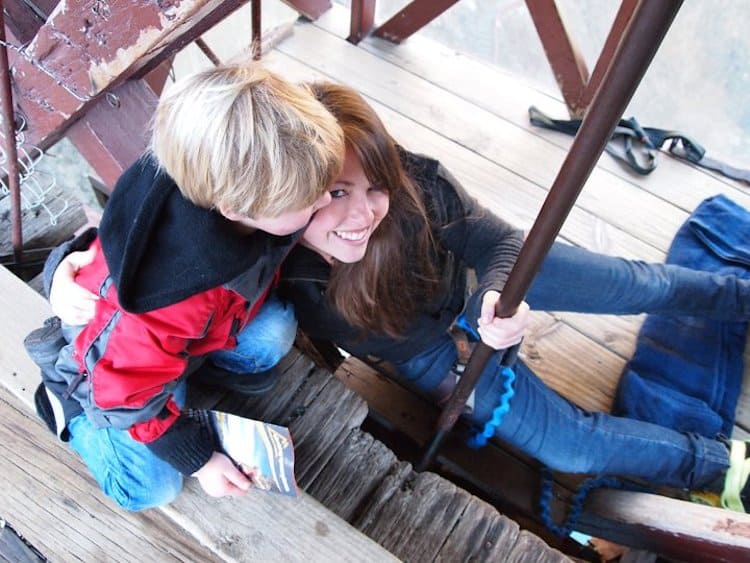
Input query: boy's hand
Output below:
<box><xmin>476</xmin><ymin>291</ymin><xmax>529</xmax><ymax>350</ymax></box>
<box><xmin>50</xmin><ymin>247</ymin><xmax>99</xmax><ymax>325</ymax></box>
<box><xmin>193</xmin><ymin>451</ymin><xmax>252</xmax><ymax>498</ymax></box>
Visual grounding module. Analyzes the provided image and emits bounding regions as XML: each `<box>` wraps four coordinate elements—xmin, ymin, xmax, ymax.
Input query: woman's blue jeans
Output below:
<box><xmin>68</xmin><ymin>294</ymin><xmax>296</xmax><ymax>511</ymax></box>
<box><xmin>394</xmin><ymin>242</ymin><xmax>738</xmax><ymax>489</ymax></box>
<box><xmin>528</xmin><ymin>242</ymin><xmax>749</xmax><ymax>321</ymax></box>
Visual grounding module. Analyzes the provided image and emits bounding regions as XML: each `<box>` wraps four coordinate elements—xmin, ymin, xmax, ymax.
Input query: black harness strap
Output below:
<box><xmin>529</xmin><ymin>106</ymin><xmax>750</xmax><ymax>184</ymax></box>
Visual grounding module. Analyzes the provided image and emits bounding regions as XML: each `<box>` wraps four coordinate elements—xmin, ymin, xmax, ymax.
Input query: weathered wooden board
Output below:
<box><xmin>305</xmin><ymin>428</ymin><xmax>400</xmax><ymax>522</ymax></box>
<box><xmin>0</xmin><ymin>265</ymin><xmax>399</xmax><ymax>562</ymax></box>
<box><xmin>164</xmin><ymin>479</ymin><xmax>399</xmax><ymax>563</ymax></box>
<box><xmin>355</xmin><ymin>469</ymin><xmax>568</xmax><ymax>562</ymax></box>
<box><xmin>0</xmin><ymin>184</ymin><xmax>86</xmax><ymax>255</ymax></box>
<box><xmin>0</xmin><ymin>393</ymin><xmax>222</xmax><ymax>562</ymax></box>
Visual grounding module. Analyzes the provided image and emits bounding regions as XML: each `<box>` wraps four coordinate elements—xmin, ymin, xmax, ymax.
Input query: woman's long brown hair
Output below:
<box><xmin>308</xmin><ymin>82</ymin><xmax>438</xmax><ymax>337</ymax></box>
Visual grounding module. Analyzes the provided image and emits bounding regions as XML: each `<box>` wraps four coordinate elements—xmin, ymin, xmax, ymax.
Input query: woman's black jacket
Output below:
<box><xmin>279</xmin><ymin>149</ymin><xmax>524</xmax><ymax>364</ymax></box>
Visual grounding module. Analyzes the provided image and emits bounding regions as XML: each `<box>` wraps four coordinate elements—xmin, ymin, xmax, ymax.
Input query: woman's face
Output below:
<box><xmin>302</xmin><ymin>146</ymin><xmax>390</xmax><ymax>264</ymax></box>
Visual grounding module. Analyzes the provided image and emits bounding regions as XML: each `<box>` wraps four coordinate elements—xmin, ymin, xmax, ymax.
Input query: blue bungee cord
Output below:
<box><xmin>452</xmin><ymin>313</ymin><xmax>518</xmax><ymax>449</ymax></box>
<box><xmin>467</xmin><ymin>364</ymin><xmax>516</xmax><ymax>448</ymax></box>
<box><xmin>539</xmin><ymin>468</ymin><xmax>650</xmax><ymax>537</ymax></box>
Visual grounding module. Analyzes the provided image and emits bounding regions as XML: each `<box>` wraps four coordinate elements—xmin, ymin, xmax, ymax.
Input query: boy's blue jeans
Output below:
<box><xmin>68</xmin><ymin>294</ymin><xmax>296</xmax><ymax>511</ymax></box>
<box><xmin>394</xmin><ymin>241</ymin><xmax>740</xmax><ymax>490</ymax></box>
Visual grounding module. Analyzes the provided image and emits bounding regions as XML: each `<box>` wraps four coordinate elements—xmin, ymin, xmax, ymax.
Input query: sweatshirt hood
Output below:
<box><xmin>99</xmin><ymin>155</ymin><xmax>299</xmax><ymax>313</ymax></box>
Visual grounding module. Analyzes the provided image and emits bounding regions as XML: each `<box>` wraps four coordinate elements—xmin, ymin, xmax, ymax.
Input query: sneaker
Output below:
<box><xmin>721</xmin><ymin>439</ymin><xmax>750</xmax><ymax>512</ymax></box>
<box><xmin>24</xmin><ymin>316</ymin><xmax>65</xmax><ymax>367</ymax></box>
<box><xmin>190</xmin><ymin>361</ymin><xmax>280</xmax><ymax>396</ymax></box>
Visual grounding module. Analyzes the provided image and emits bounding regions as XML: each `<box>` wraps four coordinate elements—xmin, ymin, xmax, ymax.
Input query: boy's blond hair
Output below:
<box><xmin>151</xmin><ymin>63</ymin><xmax>343</xmax><ymax>217</ymax></box>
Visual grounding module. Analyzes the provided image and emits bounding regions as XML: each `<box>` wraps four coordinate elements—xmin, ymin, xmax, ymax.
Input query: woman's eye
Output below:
<box><xmin>329</xmin><ymin>189</ymin><xmax>347</xmax><ymax>199</ymax></box>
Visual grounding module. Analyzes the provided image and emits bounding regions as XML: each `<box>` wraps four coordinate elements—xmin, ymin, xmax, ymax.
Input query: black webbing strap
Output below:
<box><xmin>529</xmin><ymin>106</ymin><xmax>750</xmax><ymax>184</ymax></box>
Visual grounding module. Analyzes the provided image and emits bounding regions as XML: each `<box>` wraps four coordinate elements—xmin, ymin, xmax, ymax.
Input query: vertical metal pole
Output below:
<box><xmin>347</xmin><ymin>0</ymin><xmax>376</xmax><ymax>45</ymax></box>
<box><xmin>195</xmin><ymin>38</ymin><xmax>222</xmax><ymax>66</ymax></box>
<box><xmin>0</xmin><ymin>7</ymin><xmax>23</xmax><ymax>264</ymax></box>
<box><xmin>418</xmin><ymin>0</ymin><xmax>684</xmax><ymax>472</ymax></box>
<box><xmin>251</xmin><ymin>0</ymin><xmax>262</xmax><ymax>60</ymax></box>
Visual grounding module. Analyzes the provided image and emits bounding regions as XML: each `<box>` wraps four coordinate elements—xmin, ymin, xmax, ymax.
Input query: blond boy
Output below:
<box><xmin>25</xmin><ymin>63</ymin><xmax>343</xmax><ymax>510</ymax></box>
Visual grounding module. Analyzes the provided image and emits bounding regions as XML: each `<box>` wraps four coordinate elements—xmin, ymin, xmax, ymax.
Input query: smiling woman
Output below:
<box><xmin>277</xmin><ymin>80</ymin><xmax>750</xmax><ymax>513</ymax></box>
<box><xmin>301</xmin><ymin>145</ymin><xmax>389</xmax><ymax>264</ymax></box>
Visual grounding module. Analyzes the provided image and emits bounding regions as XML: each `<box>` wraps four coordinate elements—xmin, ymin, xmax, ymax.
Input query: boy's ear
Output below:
<box><xmin>217</xmin><ymin>204</ymin><xmax>245</xmax><ymax>222</ymax></box>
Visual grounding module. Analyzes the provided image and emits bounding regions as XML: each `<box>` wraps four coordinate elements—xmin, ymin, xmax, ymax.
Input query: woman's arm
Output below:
<box><xmin>430</xmin><ymin>163</ymin><xmax>525</xmax><ymax>332</ymax></box>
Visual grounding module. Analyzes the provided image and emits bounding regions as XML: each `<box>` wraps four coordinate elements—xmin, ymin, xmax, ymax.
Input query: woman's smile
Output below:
<box><xmin>333</xmin><ymin>227</ymin><xmax>370</xmax><ymax>243</ymax></box>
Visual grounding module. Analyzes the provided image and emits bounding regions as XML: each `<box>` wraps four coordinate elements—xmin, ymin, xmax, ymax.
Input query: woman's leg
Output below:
<box><xmin>527</xmin><ymin>242</ymin><xmax>749</xmax><ymax>320</ymax></box>
<box><xmin>391</xmin><ymin>336</ymin><xmax>463</xmax><ymax>400</ymax></box>
<box><xmin>470</xmin><ymin>358</ymin><xmax>730</xmax><ymax>490</ymax></box>
<box><xmin>68</xmin><ymin>413</ymin><xmax>183</xmax><ymax>511</ymax></box>
<box><xmin>393</xmin><ymin>336</ymin><xmax>730</xmax><ymax>490</ymax></box>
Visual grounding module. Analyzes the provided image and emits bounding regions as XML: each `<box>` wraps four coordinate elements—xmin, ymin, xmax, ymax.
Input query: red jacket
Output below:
<box><xmin>73</xmin><ymin>238</ymin><xmax>270</xmax><ymax>443</ymax></box>
<box><xmin>42</xmin><ymin>156</ymin><xmax>301</xmax><ymax>475</ymax></box>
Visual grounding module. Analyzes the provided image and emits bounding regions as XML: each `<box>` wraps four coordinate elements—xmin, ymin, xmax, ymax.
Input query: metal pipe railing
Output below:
<box><xmin>0</xmin><ymin>7</ymin><xmax>23</xmax><ymax>264</ymax></box>
<box><xmin>418</xmin><ymin>0</ymin><xmax>684</xmax><ymax>472</ymax></box>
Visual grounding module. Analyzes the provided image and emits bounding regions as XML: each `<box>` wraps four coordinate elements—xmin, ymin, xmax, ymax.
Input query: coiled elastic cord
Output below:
<box><xmin>467</xmin><ymin>365</ymin><xmax>516</xmax><ymax>448</ymax></box>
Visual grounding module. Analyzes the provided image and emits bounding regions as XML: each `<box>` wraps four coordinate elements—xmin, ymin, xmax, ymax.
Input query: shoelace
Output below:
<box><xmin>721</xmin><ymin>440</ymin><xmax>750</xmax><ymax>512</ymax></box>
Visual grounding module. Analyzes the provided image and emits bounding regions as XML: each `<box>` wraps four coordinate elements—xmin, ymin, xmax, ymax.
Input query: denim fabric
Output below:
<box><xmin>68</xmin><ymin>384</ymin><xmax>187</xmax><ymax>511</ymax></box>
<box><xmin>613</xmin><ymin>195</ymin><xmax>750</xmax><ymax>437</ymax></box>
<box><xmin>394</xmin><ymin>336</ymin><xmax>729</xmax><ymax>489</ymax></box>
<box><xmin>67</xmin><ymin>294</ymin><xmax>296</xmax><ymax>511</ymax></box>
<box><xmin>210</xmin><ymin>293</ymin><xmax>297</xmax><ymax>373</ymax></box>
<box><xmin>393</xmin><ymin>210</ymin><xmax>750</xmax><ymax>488</ymax></box>
<box><xmin>527</xmin><ymin>240</ymin><xmax>750</xmax><ymax>321</ymax></box>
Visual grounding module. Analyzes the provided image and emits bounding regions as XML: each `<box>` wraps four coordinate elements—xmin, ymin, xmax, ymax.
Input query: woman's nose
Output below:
<box><xmin>350</xmin><ymin>194</ymin><xmax>374</xmax><ymax>220</ymax></box>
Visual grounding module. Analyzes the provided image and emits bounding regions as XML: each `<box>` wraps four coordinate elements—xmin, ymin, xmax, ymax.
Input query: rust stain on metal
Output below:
<box><xmin>4</xmin><ymin>0</ymin><xmax>238</xmax><ymax>150</ymax></box>
<box><xmin>25</xmin><ymin>0</ymin><xmax>201</xmax><ymax>98</ymax></box>
<box><xmin>713</xmin><ymin>518</ymin><xmax>750</xmax><ymax>537</ymax></box>
<box><xmin>88</xmin><ymin>27</ymin><xmax>164</xmax><ymax>93</ymax></box>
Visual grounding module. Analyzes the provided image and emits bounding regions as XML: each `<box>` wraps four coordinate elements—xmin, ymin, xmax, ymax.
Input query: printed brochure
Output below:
<box><xmin>210</xmin><ymin>411</ymin><xmax>298</xmax><ymax>497</ymax></box>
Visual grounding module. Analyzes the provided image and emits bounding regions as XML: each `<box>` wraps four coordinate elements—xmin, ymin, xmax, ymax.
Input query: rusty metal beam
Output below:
<box><xmin>0</xmin><ymin>0</ymin><xmax>250</xmax><ymax>156</ymax></box>
<box><xmin>347</xmin><ymin>0</ymin><xmax>376</xmax><ymax>45</ymax></box>
<box><xmin>373</xmin><ymin>0</ymin><xmax>459</xmax><ymax>44</ymax></box>
<box><xmin>0</xmin><ymin>7</ymin><xmax>23</xmax><ymax>261</ymax></box>
<box><xmin>251</xmin><ymin>0</ymin><xmax>261</xmax><ymax>59</ymax></box>
<box><xmin>195</xmin><ymin>37</ymin><xmax>222</xmax><ymax>66</ymax></box>
<box><xmin>65</xmin><ymin>78</ymin><xmax>159</xmax><ymax>192</ymax></box>
<box><xmin>281</xmin><ymin>0</ymin><xmax>332</xmax><ymax>21</ymax></box>
<box><xmin>577</xmin><ymin>0</ymin><xmax>638</xmax><ymax>116</ymax></box>
<box><xmin>525</xmin><ymin>0</ymin><xmax>589</xmax><ymax>118</ymax></box>
<box><xmin>0</xmin><ymin>0</ymin><xmax>57</xmax><ymax>43</ymax></box>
